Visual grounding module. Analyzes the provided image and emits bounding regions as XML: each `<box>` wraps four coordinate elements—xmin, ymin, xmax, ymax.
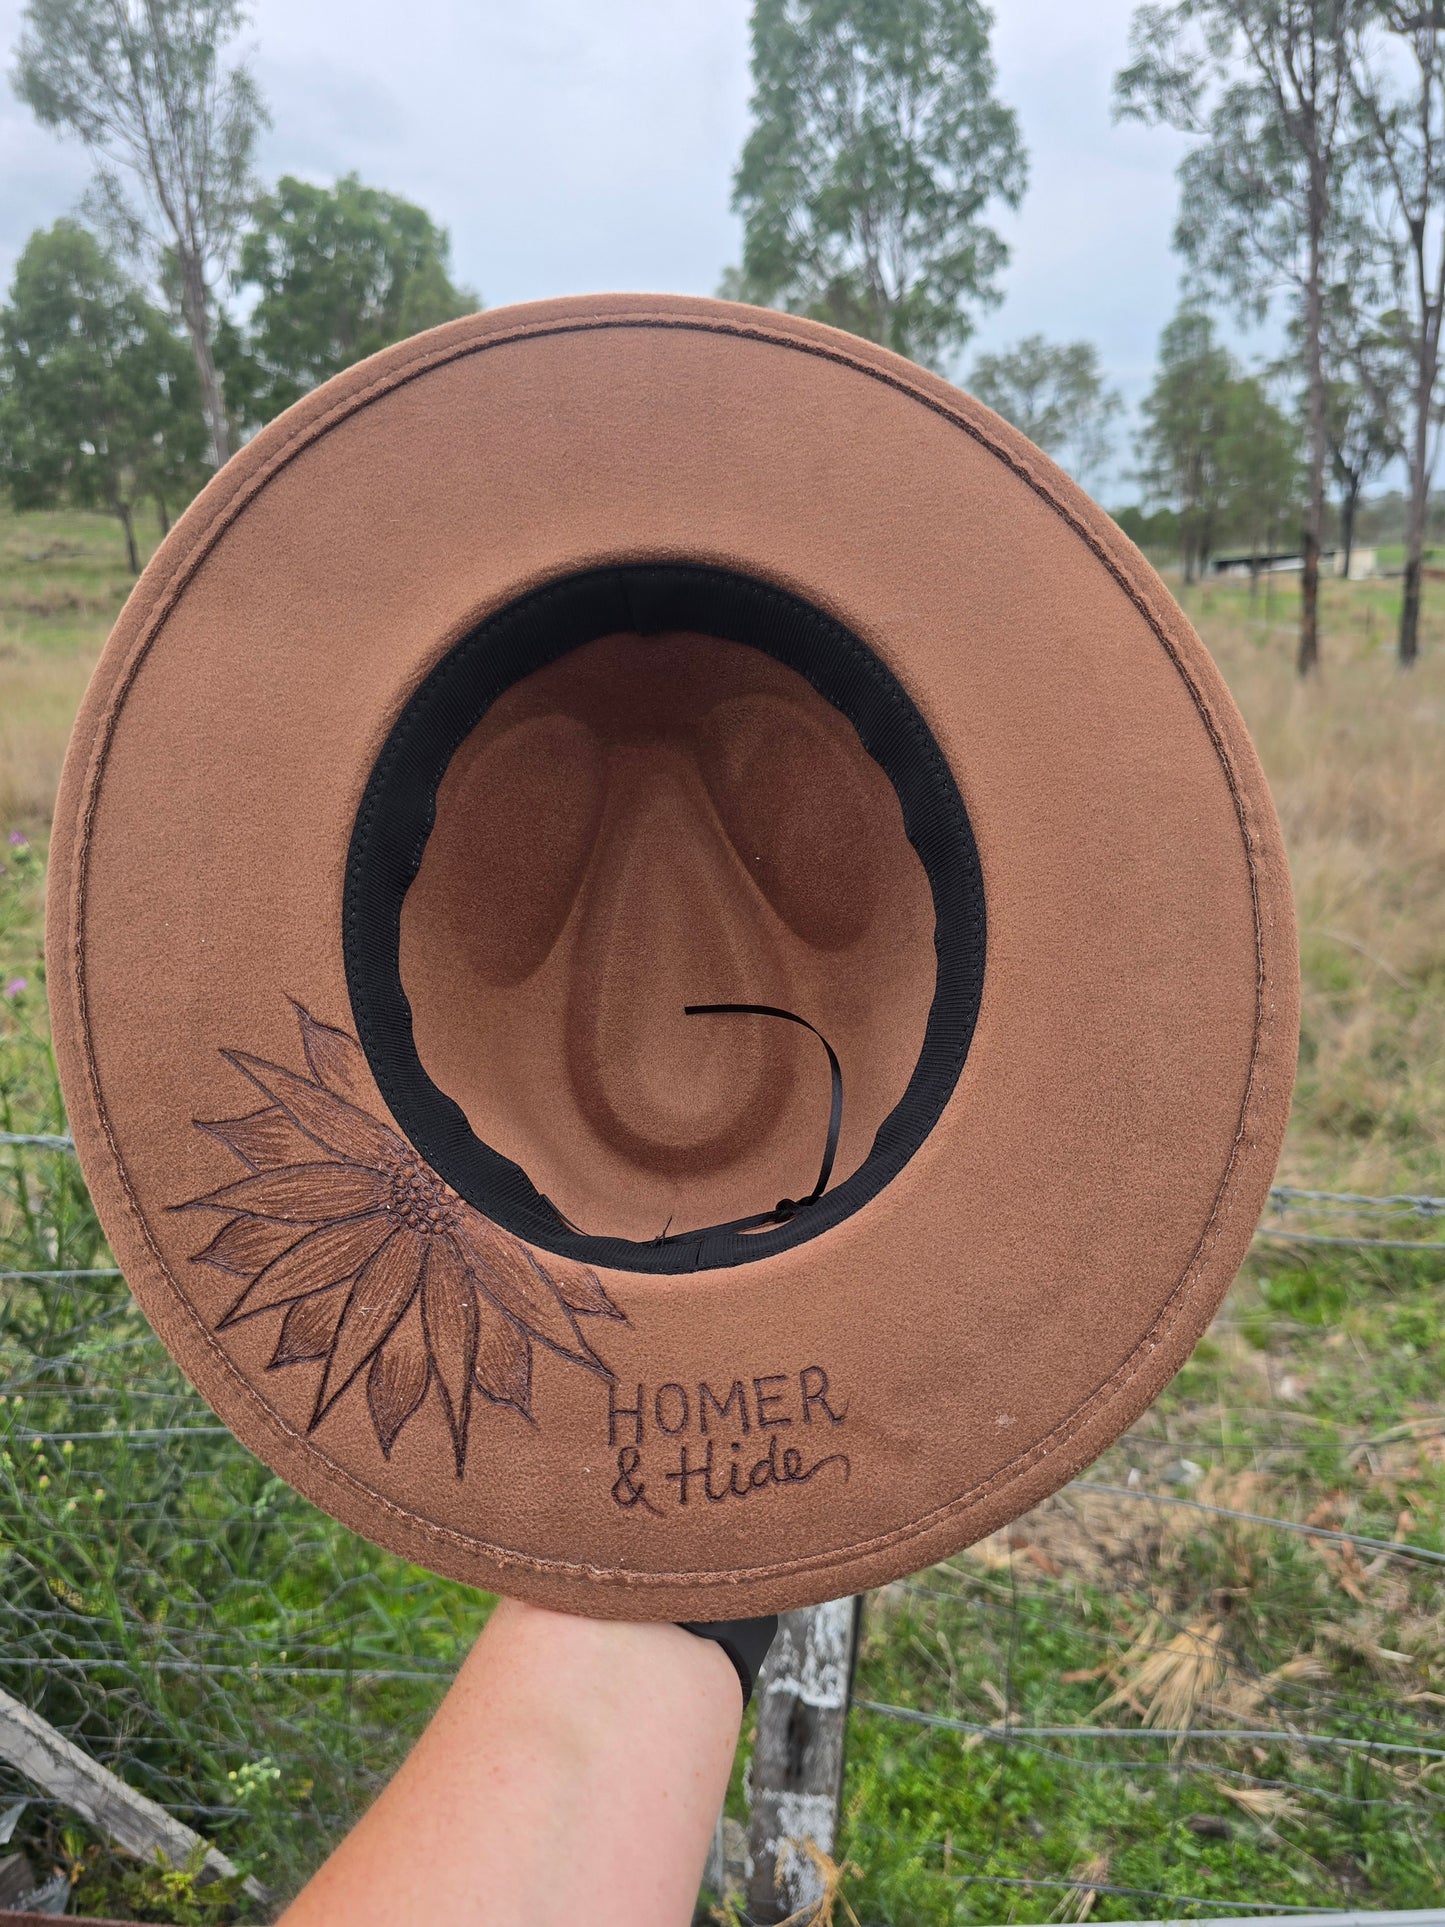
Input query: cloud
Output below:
<box><xmin>0</xmin><ymin>0</ymin><xmax>1265</xmax><ymax>494</ymax></box>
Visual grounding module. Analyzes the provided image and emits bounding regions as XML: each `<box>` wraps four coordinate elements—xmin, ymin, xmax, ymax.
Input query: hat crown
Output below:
<box><xmin>399</xmin><ymin>622</ymin><xmax>941</xmax><ymax>1247</ymax></box>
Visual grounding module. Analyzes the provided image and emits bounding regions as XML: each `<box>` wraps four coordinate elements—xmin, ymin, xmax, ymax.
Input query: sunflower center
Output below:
<box><xmin>385</xmin><ymin>1153</ymin><xmax>454</xmax><ymax>1235</ymax></box>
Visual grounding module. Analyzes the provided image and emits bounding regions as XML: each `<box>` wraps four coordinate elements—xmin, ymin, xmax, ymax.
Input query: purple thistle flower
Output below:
<box><xmin>7</xmin><ymin>832</ymin><xmax>27</xmax><ymax>849</ymax></box>
<box><xmin>5</xmin><ymin>978</ymin><xmax>27</xmax><ymax>997</ymax></box>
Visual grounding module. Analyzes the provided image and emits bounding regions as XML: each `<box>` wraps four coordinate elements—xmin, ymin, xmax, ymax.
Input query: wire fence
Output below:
<box><xmin>3</xmin><ymin>1124</ymin><xmax>1444</xmax><ymax>1921</ymax></box>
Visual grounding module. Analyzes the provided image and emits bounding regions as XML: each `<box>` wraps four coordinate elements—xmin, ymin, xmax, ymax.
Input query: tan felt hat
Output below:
<box><xmin>46</xmin><ymin>294</ymin><xmax>1298</xmax><ymax>1619</ymax></box>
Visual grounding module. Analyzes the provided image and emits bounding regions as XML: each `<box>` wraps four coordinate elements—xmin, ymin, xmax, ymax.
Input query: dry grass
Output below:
<box><xmin>952</xmin><ymin>1468</ymin><xmax>1278</xmax><ymax>1600</ymax></box>
<box><xmin>0</xmin><ymin>643</ymin><xmax>101</xmax><ymax>828</ymax></box>
<box><xmin>1053</xmin><ymin>1854</ymin><xmax>1110</xmax><ymax>1923</ymax></box>
<box><xmin>1093</xmin><ymin>1616</ymin><xmax>1227</xmax><ymax>1736</ymax></box>
<box><xmin>0</xmin><ymin>504</ymin><xmax>156</xmax><ymax>830</ymax></box>
<box><xmin>1213</xmin><ymin>1779</ymin><xmax>1301</xmax><ymax>1825</ymax></box>
<box><xmin>1179</xmin><ymin>572</ymin><xmax>1445</xmax><ymax>1192</ymax></box>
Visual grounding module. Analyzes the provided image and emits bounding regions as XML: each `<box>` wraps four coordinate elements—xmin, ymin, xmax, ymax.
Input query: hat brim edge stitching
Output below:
<box><xmin>55</xmin><ymin>304</ymin><xmax>1288</xmax><ymax>1592</ymax></box>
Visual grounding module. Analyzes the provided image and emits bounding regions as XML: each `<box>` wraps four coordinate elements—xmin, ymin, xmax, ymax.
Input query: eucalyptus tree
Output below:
<box><xmin>1221</xmin><ymin>369</ymin><xmax>1306</xmax><ymax>588</ymax></box>
<box><xmin>13</xmin><ymin>0</ymin><xmax>269</xmax><ymax>467</ymax></box>
<box><xmin>1320</xmin><ymin>289</ymin><xmax>1407</xmax><ymax>576</ymax></box>
<box><xmin>1345</xmin><ymin>7</ymin><xmax>1445</xmax><ymax>665</ymax></box>
<box><xmin>0</xmin><ymin>220</ymin><xmax>207</xmax><ymax>569</ymax></box>
<box><xmin>1115</xmin><ymin>0</ymin><xmax>1365</xmax><ymax>675</ymax></box>
<box><xmin>1136</xmin><ymin>309</ymin><xmax>1242</xmax><ymax>581</ymax></box>
<box><xmin>222</xmin><ymin>174</ymin><xmax>478</xmax><ymax>428</ymax></box>
<box><xmin>729</xmin><ymin>0</ymin><xmax>1027</xmax><ymax>367</ymax></box>
<box><xmin>1138</xmin><ymin>308</ymin><xmax>1304</xmax><ymax>585</ymax></box>
<box><xmin>968</xmin><ymin>334</ymin><xmax>1123</xmax><ymax>483</ymax></box>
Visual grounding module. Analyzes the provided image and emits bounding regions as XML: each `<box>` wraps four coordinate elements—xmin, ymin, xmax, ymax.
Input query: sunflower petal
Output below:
<box><xmin>191</xmin><ymin>1215</ymin><xmax>303</xmax><ymax>1277</ymax></box>
<box><xmin>473</xmin><ymin>1298</ymin><xmax>533</xmax><ymax>1417</ymax></box>
<box><xmin>422</xmin><ymin>1240</ymin><xmax>477</xmax><ymax>1469</ymax></box>
<box><xmin>294</xmin><ymin>1003</ymin><xmax>372</xmax><ymax>1104</ymax></box>
<box><xmin>183</xmin><ymin>1163</ymin><xmax>390</xmax><ymax>1223</ymax></box>
<box><xmin>450</xmin><ymin>1209</ymin><xmax>605</xmax><ymax>1372</ymax></box>
<box><xmin>313</xmin><ymin>1231</ymin><xmax>425</xmax><ymax>1422</ymax></box>
<box><xmin>550</xmin><ymin>1263</ymin><xmax>623</xmax><ymax>1321</ymax></box>
<box><xmin>220</xmin><ymin>1214</ymin><xmax>394</xmax><ymax>1326</ymax></box>
<box><xmin>197</xmin><ymin>1106</ymin><xmax>321</xmax><ymax>1172</ymax></box>
<box><xmin>222</xmin><ymin>1051</ymin><xmax>400</xmax><ymax>1167</ymax></box>
<box><xmin>271</xmin><ymin>1283</ymin><xmax>349</xmax><ymax>1367</ymax></box>
<box><xmin>366</xmin><ymin>1292</ymin><xmax>430</xmax><ymax>1455</ymax></box>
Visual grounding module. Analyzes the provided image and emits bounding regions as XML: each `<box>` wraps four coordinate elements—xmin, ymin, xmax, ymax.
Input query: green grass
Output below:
<box><xmin>0</xmin><ymin>503</ymin><xmax>165</xmax><ymax>832</ymax></box>
<box><xmin>1</xmin><ymin>506</ymin><xmax>1443</xmax><ymax>1921</ymax></box>
<box><xmin>822</xmin><ymin>1241</ymin><xmax>1445</xmax><ymax>1922</ymax></box>
<box><xmin>1</xmin><ymin>836</ymin><xmax>492</xmax><ymax>1914</ymax></box>
<box><xmin>716</xmin><ymin>1236</ymin><xmax>1445</xmax><ymax>1923</ymax></box>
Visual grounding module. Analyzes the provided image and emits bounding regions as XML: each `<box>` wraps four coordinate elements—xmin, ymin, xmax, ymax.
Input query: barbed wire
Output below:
<box><xmin>1254</xmin><ymin>1184</ymin><xmax>1445</xmax><ymax>1252</ymax></box>
<box><xmin>1267</xmin><ymin>1186</ymin><xmax>1445</xmax><ymax>1217</ymax></box>
<box><xmin>853</xmin><ymin>1701</ymin><xmax>1445</xmax><ymax>1759</ymax></box>
<box><xmin>904</xmin><ymin>1866</ymin><xmax>1328</xmax><ymax>1916</ymax></box>
<box><xmin>11</xmin><ymin>1399</ymin><xmax>1434</xmax><ymax>1568</ymax></box>
<box><xmin>5</xmin><ymin>1130</ymin><xmax>1444</xmax><ymax>1240</ymax></box>
<box><xmin>8</xmin><ymin>1426</ymin><xmax>233</xmax><ymax>1443</ymax></box>
<box><xmin>16</xmin><ymin>1657</ymin><xmax>459</xmax><ymax>1683</ymax></box>
<box><xmin>895</xmin><ymin>1577</ymin><xmax>1442</xmax><ymax>1734</ymax></box>
<box><xmin>1254</xmin><ymin>1228</ymin><xmax>1445</xmax><ymax>1250</ymax></box>
<box><xmin>1069</xmin><ymin>1480</ymin><xmax>1445</xmax><ymax>1567</ymax></box>
<box><xmin>855</xmin><ymin>1676</ymin><xmax>1443</xmax><ymax>1813</ymax></box>
<box><xmin>0</xmin><ymin>1267</ymin><xmax>123</xmax><ymax>1280</ymax></box>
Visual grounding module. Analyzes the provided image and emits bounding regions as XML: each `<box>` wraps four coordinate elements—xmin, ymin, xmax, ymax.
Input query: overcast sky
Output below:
<box><xmin>0</xmin><ymin>0</ymin><xmax>1210</xmax><ymax>497</ymax></box>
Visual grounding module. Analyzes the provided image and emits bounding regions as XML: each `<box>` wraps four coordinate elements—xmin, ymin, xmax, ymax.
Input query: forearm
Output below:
<box><xmin>277</xmin><ymin>1598</ymin><xmax>742</xmax><ymax>1927</ymax></box>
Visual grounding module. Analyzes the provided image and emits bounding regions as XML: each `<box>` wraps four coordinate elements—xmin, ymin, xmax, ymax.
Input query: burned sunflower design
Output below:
<box><xmin>172</xmin><ymin>1002</ymin><xmax>622</xmax><ymax>1472</ymax></box>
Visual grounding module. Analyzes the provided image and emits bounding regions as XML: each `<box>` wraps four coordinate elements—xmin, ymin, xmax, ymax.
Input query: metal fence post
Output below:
<box><xmin>745</xmin><ymin>1597</ymin><xmax>861</xmax><ymax>1924</ymax></box>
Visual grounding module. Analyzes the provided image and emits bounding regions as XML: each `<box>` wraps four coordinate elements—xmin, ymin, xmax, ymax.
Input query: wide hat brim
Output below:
<box><xmin>47</xmin><ymin>295</ymin><xmax>1297</xmax><ymax>1619</ymax></box>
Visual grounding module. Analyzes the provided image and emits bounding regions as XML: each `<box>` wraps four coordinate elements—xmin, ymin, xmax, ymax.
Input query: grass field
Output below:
<box><xmin>2</xmin><ymin>504</ymin><xmax>1443</xmax><ymax>1922</ymax></box>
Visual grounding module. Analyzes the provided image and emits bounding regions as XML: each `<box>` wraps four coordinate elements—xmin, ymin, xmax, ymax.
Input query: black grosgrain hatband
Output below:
<box><xmin>678</xmin><ymin>1615</ymin><xmax>779</xmax><ymax>1708</ymax></box>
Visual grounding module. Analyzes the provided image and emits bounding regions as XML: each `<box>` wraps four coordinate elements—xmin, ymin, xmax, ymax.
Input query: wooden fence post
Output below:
<box><xmin>745</xmin><ymin>1597</ymin><xmax>860</xmax><ymax>1924</ymax></box>
<box><xmin>0</xmin><ymin>1685</ymin><xmax>267</xmax><ymax>1902</ymax></box>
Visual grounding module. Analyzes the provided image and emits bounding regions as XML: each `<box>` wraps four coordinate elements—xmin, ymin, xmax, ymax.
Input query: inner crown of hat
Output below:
<box><xmin>399</xmin><ymin>628</ymin><xmax>937</xmax><ymax>1246</ymax></box>
<box><xmin>345</xmin><ymin>565</ymin><xmax>985</xmax><ymax>1272</ymax></box>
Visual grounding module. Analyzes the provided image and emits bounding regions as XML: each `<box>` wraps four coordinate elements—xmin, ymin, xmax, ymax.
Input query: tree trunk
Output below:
<box><xmin>1300</xmin><ymin>524</ymin><xmax>1320</xmax><ymax>673</ymax></box>
<box><xmin>154</xmin><ymin>495</ymin><xmax>171</xmax><ymax>538</ymax></box>
<box><xmin>1400</xmin><ymin>538</ymin><xmax>1423</xmax><ymax>668</ymax></box>
<box><xmin>178</xmin><ymin>245</ymin><xmax>231</xmax><ymax>468</ymax></box>
<box><xmin>1265</xmin><ymin>514</ymin><xmax>1279</xmax><ymax>622</ymax></box>
<box><xmin>746</xmin><ymin>1598</ymin><xmax>860</xmax><ymax>1924</ymax></box>
<box><xmin>1340</xmin><ymin>477</ymin><xmax>1359</xmax><ymax>581</ymax></box>
<box><xmin>1299</xmin><ymin>157</ymin><xmax>1327</xmax><ymax>678</ymax></box>
<box><xmin>116</xmin><ymin>502</ymin><xmax>139</xmax><ymax>575</ymax></box>
<box><xmin>1400</xmin><ymin>312</ymin><xmax>1437</xmax><ymax>669</ymax></box>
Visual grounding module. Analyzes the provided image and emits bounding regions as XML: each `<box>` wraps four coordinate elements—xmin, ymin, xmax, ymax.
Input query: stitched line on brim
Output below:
<box><xmin>65</xmin><ymin>305</ymin><xmax>1278</xmax><ymax>1588</ymax></box>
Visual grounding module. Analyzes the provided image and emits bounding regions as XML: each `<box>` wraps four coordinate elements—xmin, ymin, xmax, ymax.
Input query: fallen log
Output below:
<box><xmin>0</xmin><ymin>1686</ymin><xmax>265</xmax><ymax>1905</ymax></box>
